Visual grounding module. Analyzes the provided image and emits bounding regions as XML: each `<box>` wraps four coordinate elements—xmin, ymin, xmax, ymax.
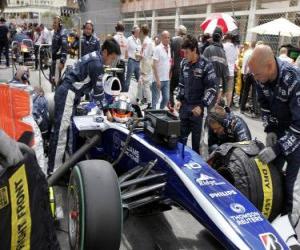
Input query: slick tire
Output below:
<box><xmin>212</xmin><ymin>147</ymin><xmax>283</xmax><ymax>221</ymax></box>
<box><xmin>68</xmin><ymin>160</ymin><xmax>122</xmax><ymax>250</ymax></box>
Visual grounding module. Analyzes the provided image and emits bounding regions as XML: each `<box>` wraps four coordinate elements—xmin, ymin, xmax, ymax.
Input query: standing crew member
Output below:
<box><xmin>175</xmin><ymin>35</ymin><xmax>217</xmax><ymax>154</ymax></box>
<box><xmin>48</xmin><ymin>39</ymin><xmax>121</xmax><ymax>175</ymax></box>
<box><xmin>80</xmin><ymin>20</ymin><xmax>100</xmax><ymax>57</ymax></box>
<box><xmin>50</xmin><ymin>16</ymin><xmax>68</xmax><ymax>86</ymax></box>
<box><xmin>248</xmin><ymin>45</ymin><xmax>300</xmax><ymax>228</ymax></box>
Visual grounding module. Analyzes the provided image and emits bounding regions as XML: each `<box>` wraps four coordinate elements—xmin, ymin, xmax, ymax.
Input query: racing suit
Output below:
<box><xmin>177</xmin><ymin>56</ymin><xmax>217</xmax><ymax>153</ymax></box>
<box><xmin>257</xmin><ymin>58</ymin><xmax>300</xmax><ymax>227</ymax></box>
<box><xmin>208</xmin><ymin>112</ymin><xmax>252</xmax><ymax>153</ymax></box>
<box><xmin>51</xmin><ymin>25</ymin><xmax>68</xmax><ymax>85</ymax></box>
<box><xmin>48</xmin><ymin>51</ymin><xmax>105</xmax><ymax>174</ymax></box>
<box><xmin>80</xmin><ymin>34</ymin><xmax>100</xmax><ymax>57</ymax></box>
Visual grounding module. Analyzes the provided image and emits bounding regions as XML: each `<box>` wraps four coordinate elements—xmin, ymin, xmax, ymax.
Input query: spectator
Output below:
<box><xmin>33</xmin><ymin>25</ymin><xmax>42</xmax><ymax>69</ymax></box>
<box><xmin>137</xmin><ymin>24</ymin><xmax>153</xmax><ymax>109</ymax></box>
<box><xmin>279</xmin><ymin>47</ymin><xmax>293</xmax><ymax>64</ymax></box>
<box><xmin>223</xmin><ymin>32</ymin><xmax>239</xmax><ymax>107</ymax></box>
<box><xmin>153</xmin><ymin>35</ymin><xmax>160</xmax><ymax>47</ymax></box>
<box><xmin>203</xmin><ymin>26</ymin><xmax>229</xmax><ymax>105</ymax></box>
<box><xmin>114</xmin><ymin>21</ymin><xmax>128</xmax><ymax>91</ymax></box>
<box><xmin>40</xmin><ymin>24</ymin><xmax>50</xmax><ymax>44</ymax></box>
<box><xmin>169</xmin><ymin>25</ymin><xmax>186</xmax><ymax>107</ymax></box>
<box><xmin>199</xmin><ymin>33</ymin><xmax>211</xmax><ymax>54</ymax></box>
<box><xmin>152</xmin><ymin>30</ymin><xmax>171</xmax><ymax>109</ymax></box>
<box><xmin>125</xmin><ymin>25</ymin><xmax>141</xmax><ymax>92</ymax></box>
<box><xmin>0</xmin><ymin>17</ymin><xmax>9</xmax><ymax>67</ymax></box>
<box><xmin>295</xmin><ymin>54</ymin><xmax>300</xmax><ymax>68</ymax></box>
<box><xmin>240</xmin><ymin>41</ymin><xmax>258</xmax><ymax>116</ymax></box>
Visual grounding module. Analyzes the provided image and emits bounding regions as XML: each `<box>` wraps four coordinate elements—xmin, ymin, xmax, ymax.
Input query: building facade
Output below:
<box><xmin>121</xmin><ymin>0</ymin><xmax>300</xmax><ymax>45</ymax></box>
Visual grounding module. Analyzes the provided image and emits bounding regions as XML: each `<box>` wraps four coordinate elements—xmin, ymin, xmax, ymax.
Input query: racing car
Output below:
<box><xmin>45</xmin><ymin>103</ymin><xmax>299</xmax><ymax>250</ymax></box>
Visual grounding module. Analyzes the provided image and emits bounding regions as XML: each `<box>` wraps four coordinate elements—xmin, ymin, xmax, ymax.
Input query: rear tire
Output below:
<box><xmin>68</xmin><ymin>160</ymin><xmax>122</xmax><ymax>250</ymax></box>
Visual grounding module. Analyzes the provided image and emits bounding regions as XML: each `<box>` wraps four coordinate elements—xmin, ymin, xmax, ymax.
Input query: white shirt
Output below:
<box><xmin>242</xmin><ymin>49</ymin><xmax>253</xmax><ymax>75</ymax></box>
<box><xmin>127</xmin><ymin>35</ymin><xmax>142</xmax><ymax>60</ymax></box>
<box><xmin>153</xmin><ymin>43</ymin><xmax>171</xmax><ymax>82</ymax></box>
<box><xmin>113</xmin><ymin>32</ymin><xmax>128</xmax><ymax>60</ymax></box>
<box><xmin>140</xmin><ymin>36</ymin><xmax>153</xmax><ymax>81</ymax></box>
<box><xmin>279</xmin><ymin>54</ymin><xmax>293</xmax><ymax>64</ymax></box>
<box><xmin>223</xmin><ymin>42</ymin><xmax>238</xmax><ymax>77</ymax></box>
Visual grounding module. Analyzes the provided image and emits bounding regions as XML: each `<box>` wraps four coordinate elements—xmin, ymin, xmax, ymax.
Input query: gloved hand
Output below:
<box><xmin>257</xmin><ymin>147</ymin><xmax>277</xmax><ymax>164</ymax></box>
<box><xmin>0</xmin><ymin>130</ymin><xmax>23</xmax><ymax>168</ymax></box>
<box><xmin>266</xmin><ymin>132</ymin><xmax>277</xmax><ymax>147</ymax></box>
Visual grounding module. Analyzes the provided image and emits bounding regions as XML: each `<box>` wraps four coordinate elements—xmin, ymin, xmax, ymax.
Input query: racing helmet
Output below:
<box><xmin>110</xmin><ymin>95</ymin><xmax>133</xmax><ymax>123</ymax></box>
<box><xmin>102</xmin><ymin>73</ymin><xmax>122</xmax><ymax>97</ymax></box>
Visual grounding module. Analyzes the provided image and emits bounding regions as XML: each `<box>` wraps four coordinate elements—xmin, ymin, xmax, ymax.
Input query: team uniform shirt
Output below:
<box><xmin>127</xmin><ymin>35</ymin><xmax>142</xmax><ymax>60</ymax></box>
<box><xmin>114</xmin><ymin>32</ymin><xmax>128</xmax><ymax>60</ymax></box>
<box><xmin>80</xmin><ymin>35</ymin><xmax>100</xmax><ymax>57</ymax></box>
<box><xmin>177</xmin><ymin>56</ymin><xmax>218</xmax><ymax>116</ymax></box>
<box><xmin>51</xmin><ymin>26</ymin><xmax>68</xmax><ymax>64</ymax></box>
<box><xmin>152</xmin><ymin>43</ymin><xmax>171</xmax><ymax>82</ymax></box>
<box><xmin>257</xmin><ymin>58</ymin><xmax>300</xmax><ymax>156</ymax></box>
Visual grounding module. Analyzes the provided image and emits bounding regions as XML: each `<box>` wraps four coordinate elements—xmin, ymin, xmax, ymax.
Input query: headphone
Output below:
<box><xmin>83</xmin><ymin>20</ymin><xmax>94</xmax><ymax>33</ymax></box>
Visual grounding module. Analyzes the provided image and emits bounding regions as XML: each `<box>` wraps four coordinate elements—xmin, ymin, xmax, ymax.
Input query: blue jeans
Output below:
<box><xmin>125</xmin><ymin>58</ymin><xmax>140</xmax><ymax>92</ymax></box>
<box><xmin>151</xmin><ymin>81</ymin><xmax>170</xmax><ymax>109</ymax></box>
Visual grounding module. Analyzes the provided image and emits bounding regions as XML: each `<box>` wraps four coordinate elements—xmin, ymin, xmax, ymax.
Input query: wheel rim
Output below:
<box><xmin>68</xmin><ymin>184</ymin><xmax>80</xmax><ymax>249</ymax></box>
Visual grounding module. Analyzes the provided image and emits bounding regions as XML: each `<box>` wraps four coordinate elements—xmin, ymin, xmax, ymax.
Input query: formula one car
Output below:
<box><xmin>46</xmin><ymin>106</ymin><xmax>299</xmax><ymax>250</ymax></box>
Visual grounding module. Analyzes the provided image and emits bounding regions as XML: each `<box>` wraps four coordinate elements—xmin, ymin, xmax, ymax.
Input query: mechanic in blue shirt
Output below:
<box><xmin>80</xmin><ymin>20</ymin><xmax>100</xmax><ymax>57</ymax></box>
<box><xmin>248</xmin><ymin>45</ymin><xmax>300</xmax><ymax>228</ymax></box>
<box><xmin>48</xmin><ymin>38</ymin><xmax>121</xmax><ymax>175</ymax></box>
<box><xmin>207</xmin><ymin>104</ymin><xmax>251</xmax><ymax>153</ymax></box>
<box><xmin>50</xmin><ymin>16</ymin><xmax>68</xmax><ymax>86</ymax></box>
<box><xmin>175</xmin><ymin>34</ymin><xmax>217</xmax><ymax>154</ymax></box>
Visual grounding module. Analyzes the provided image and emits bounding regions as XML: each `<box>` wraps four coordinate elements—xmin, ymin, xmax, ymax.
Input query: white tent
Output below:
<box><xmin>249</xmin><ymin>17</ymin><xmax>300</xmax><ymax>37</ymax></box>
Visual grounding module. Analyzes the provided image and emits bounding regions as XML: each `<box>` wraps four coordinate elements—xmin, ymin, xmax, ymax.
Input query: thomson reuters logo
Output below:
<box><xmin>230</xmin><ymin>203</ymin><xmax>246</xmax><ymax>214</ymax></box>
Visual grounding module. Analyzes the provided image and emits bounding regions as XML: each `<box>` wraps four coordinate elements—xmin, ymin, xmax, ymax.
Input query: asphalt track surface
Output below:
<box><xmin>1</xmin><ymin>64</ymin><xmax>299</xmax><ymax>249</ymax></box>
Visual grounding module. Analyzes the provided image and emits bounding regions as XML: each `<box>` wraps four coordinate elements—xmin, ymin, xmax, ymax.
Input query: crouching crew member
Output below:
<box><xmin>175</xmin><ymin>35</ymin><xmax>217</xmax><ymax>154</ymax></box>
<box><xmin>48</xmin><ymin>39</ymin><xmax>121</xmax><ymax>175</ymax></box>
<box><xmin>249</xmin><ymin>45</ymin><xmax>300</xmax><ymax>228</ymax></box>
<box><xmin>207</xmin><ymin>105</ymin><xmax>252</xmax><ymax>153</ymax></box>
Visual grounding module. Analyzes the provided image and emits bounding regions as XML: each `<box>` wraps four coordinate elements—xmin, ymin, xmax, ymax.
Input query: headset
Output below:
<box><xmin>83</xmin><ymin>20</ymin><xmax>94</xmax><ymax>33</ymax></box>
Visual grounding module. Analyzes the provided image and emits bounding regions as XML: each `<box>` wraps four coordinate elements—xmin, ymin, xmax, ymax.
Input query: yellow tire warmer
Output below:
<box><xmin>0</xmin><ymin>147</ymin><xmax>59</xmax><ymax>250</ymax></box>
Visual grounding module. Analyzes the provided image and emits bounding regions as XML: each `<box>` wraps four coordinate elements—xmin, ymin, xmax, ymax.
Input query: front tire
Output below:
<box><xmin>68</xmin><ymin>160</ymin><xmax>122</xmax><ymax>250</ymax></box>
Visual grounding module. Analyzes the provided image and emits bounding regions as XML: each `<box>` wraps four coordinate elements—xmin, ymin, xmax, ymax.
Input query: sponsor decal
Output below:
<box><xmin>259</xmin><ymin>233</ymin><xmax>283</xmax><ymax>250</ymax></box>
<box><xmin>230</xmin><ymin>203</ymin><xmax>264</xmax><ymax>225</ymax></box>
<box><xmin>113</xmin><ymin>132</ymin><xmax>140</xmax><ymax>163</ymax></box>
<box><xmin>9</xmin><ymin>164</ymin><xmax>31</xmax><ymax>250</ymax></box>
<box><xmin>209</xmin><ymin>190</ymin><xmax>237</xmax><ymax>199</ymax></box>
<box><xmin>196</xmin><ymin>174</ymin><xmax>225</xmax><ymax>186</ymax></box>
<box><xmin>230</xmin><ymin>203</ymin><xmax>246</xmax><ymax>214</ymax></box>
<box><xmin>0</xmin><ymin>186</ymin><xmax>9</xmax><ymax>209</ymax></box>
<box><xmin>184</xmin><ymin>162</ymin><xmax>202</xmax><ymax>169</ymax></box>
<box><xmin>255</xmin><ymin>158</ymin><xmax>273</xmax><ymax>219</ymax></box>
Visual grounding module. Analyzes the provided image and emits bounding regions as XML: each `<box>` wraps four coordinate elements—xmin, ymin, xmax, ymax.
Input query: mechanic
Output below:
<box><xmin>248</xmin><ymin>44</ymin><xmax>300</xmax><ymax>228</ymax></box>
<box><xmin>207</xmin><ymin>104</ymin><xmax>252</xmax><ymax>153</ymax></box>
<box><xmin>79</xmin><ymin>20</ymin><xmax>100</xmax><ymax>57</ymax></box>
<box><xmin>48</xmin><ymin>38</ymin><xmax>121</xmax><ymax>175</ymax></box>
<box><xmin>50</xmin><ymin>15</ymin><xmax>68</xmax><ymax>86</ymax></box>
<box><xmin>175</xmin><ymin>34</ymin><xmax>217</xmax><ymax>154</ymax></box>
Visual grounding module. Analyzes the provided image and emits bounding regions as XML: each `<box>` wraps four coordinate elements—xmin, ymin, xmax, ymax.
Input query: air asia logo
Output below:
<box><xmin>230</xmin><ymin>203</ymin><xmax>246</xmax><ymax>214</ymax></box>
<box><xmin>259</xmin><ymin>233</ymin><xmax>283</xmax><ymax>250</ymax></box>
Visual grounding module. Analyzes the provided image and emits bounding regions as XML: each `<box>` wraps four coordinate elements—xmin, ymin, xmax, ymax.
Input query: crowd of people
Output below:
<box><xmin>1</xmin><ymin>15</ymin><xmax>300</xmax><ymax>232</ymax></box>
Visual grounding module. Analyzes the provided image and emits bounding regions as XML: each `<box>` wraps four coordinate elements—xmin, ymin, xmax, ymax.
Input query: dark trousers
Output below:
<box><xmin>273</xmin><ymin>145</ymin><xmax>300</xmax><ymax>227</ymax></box>
<box><xmin>125</xmin><ymin>58</ymin><xmax>140</xmax><ymax>92</ymax></box>
<box><xmin>34</xmin><ymin>45</ymin><xmax>39</xmax><ymax>69</ymax></box>
<box><xmin>180</xmin><ymin>110</ymin><xmax>203</xmax><ymax>153</ymax></box>
<box><xmin>240</xmin><ymin>73</ymin><xmax>258</xmax><ymax>113</ymax></box>
<box><xmin>0</xmin><ymin>40</ymin><xmax>9</xmax><ymax>66</ymax></box>
<box><xmin>169</xmin><ymin>70</ymin><xmax>179</xmax><ymax>107</ymax></box>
